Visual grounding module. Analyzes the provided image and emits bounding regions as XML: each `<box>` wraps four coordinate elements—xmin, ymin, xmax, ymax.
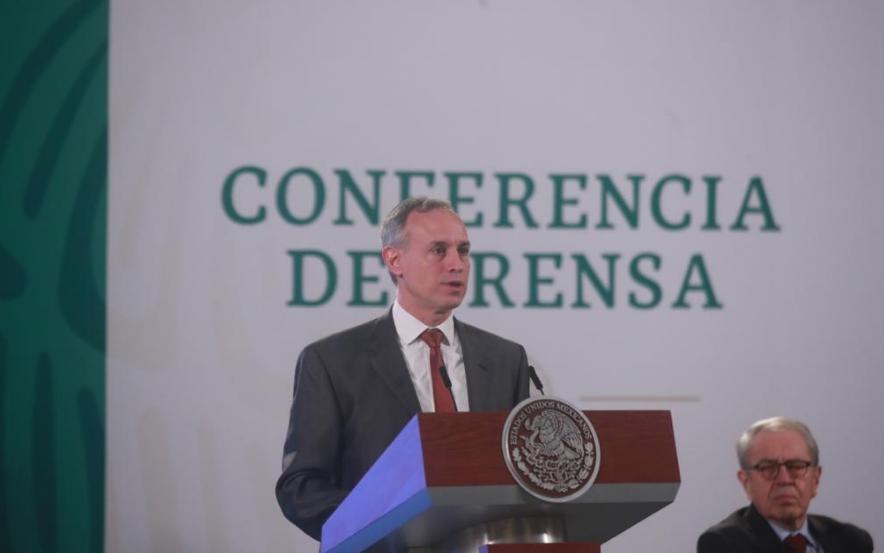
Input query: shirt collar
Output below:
<box><xmin>392</xmin><ymin>299</ymin><xmax>455</xmax><ymax>346</ymax></box>
<box><xmin>766</xmin><ymin>517</ymin><xmax>817</xmax><ymax>550</ymax></box>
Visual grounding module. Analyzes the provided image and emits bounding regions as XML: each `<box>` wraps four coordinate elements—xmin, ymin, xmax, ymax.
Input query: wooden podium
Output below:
<box><xmin>320</xmin><ymin>411</ymin><xmax>679</xmax><ymax>553</ymax></box>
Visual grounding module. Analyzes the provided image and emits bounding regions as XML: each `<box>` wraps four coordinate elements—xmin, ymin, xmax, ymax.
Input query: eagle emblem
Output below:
<box><xmin>502</xmin><ymin>397</ymin><xmax>600</xmax><ymax>502</ymax></box>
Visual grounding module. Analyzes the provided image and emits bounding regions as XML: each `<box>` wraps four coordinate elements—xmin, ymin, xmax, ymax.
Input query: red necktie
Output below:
<box><xmin>420</xmin><ymin>329</ymin><xmax>455</xmax><ymax>413</ymax></box>
<box><xmin>784</xmin><ymin>534</ymin><xmax>807</xmax><ymax>553</ymax></box>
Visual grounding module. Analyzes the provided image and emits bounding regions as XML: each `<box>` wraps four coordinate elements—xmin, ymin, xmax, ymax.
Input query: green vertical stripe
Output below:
<box><xmin>0</xmin><ymin>1</ymin><xmax>103</xmax><ymax>165</ymax></box>
<box><xmin>0</xmin><ymin>2</ymin><xmax>107</xmax><ymax>552</ymax></box>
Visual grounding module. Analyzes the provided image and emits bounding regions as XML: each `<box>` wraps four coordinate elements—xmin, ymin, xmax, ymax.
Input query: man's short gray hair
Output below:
<box><xmin>736</xmin><ymin>416</ymin><xmax>820</xmax><ymax>469</ymax></box>
<box><xmin>381</xmin><ymin>196</ymin><xmax>455</xmax><ymax>248</ymax></box>
<box><xmin>380</xmin><ymin>197</ymin><xmax>458</xmax><ymax>283</ymax></box>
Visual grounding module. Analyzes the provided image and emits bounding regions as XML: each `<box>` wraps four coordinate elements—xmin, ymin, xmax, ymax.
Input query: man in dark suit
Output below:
<box><xmin>697</xmin><ymin>416</ymin><xmax>873</xmax><ymax>553</ymax></box>
<box><xmin>276</xmin><ymin>197</ymin><xmax>530</xmax><ymax>540</ymax></box>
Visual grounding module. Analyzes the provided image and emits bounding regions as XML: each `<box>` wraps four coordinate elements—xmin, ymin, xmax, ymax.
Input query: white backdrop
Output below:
<box><xmin>107</xmin><ymin>1</ymin><xmax>884</xmax><ymax>551</ymax></box>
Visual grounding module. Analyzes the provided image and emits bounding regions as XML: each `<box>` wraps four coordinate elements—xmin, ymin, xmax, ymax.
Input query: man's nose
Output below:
<box><xmin>445</xmin><ymin>250</ymin><xmax>466</xmax><ymax>271</ymax></box>
<box><xmin>774</xmin><ymin>463</ymin><xmax>795</xmax><ymax>483</ymax></box>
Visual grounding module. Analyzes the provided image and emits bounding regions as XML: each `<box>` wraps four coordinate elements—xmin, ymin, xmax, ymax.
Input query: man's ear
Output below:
<box><xmin>737</xmin><ymin>469</ymin><xmax>751</xmax><ymax>497</ymax></box>
<box><xmin>809</xmin><ymin>465</ymin><xmax>821</xmax><ymax>499</ymax></box>
<box><xmin>382</xmin><ymin>245</ymin><xmax>402</xmax><ymax>278</ymax></box>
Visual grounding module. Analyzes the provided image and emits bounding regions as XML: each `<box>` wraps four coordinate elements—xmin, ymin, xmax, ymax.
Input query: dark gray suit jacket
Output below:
<box><xmin>275</xmin><ymin>309</ymin><xmax>530</xmax><ymax>540</ymax></box>
<box><xmin>697</xmin><ymin>504</ymin><xmax>873</xmax><ymax>553</ymax></box>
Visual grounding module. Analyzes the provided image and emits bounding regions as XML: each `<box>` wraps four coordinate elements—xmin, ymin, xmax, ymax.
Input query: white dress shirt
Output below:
<box><xmin>768</xmin><ymin>518</ymin><xmax>823</xmax><ymax>553</ymax></box>
<box><xmin>392</xmin><ymin>300</ymin><xmax>470</xmax><ymax>412</ymax></box>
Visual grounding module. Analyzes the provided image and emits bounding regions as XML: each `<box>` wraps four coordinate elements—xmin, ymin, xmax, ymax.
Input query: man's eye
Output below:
<box><xmin>433</xmin><ymin>246</ymin><xmax>446</xmax><ymax>255</ymax></box>
<box><xmin>458</xmin><ymin>246</ymin><xmax>470</xmax><ymax>256</ymax></box>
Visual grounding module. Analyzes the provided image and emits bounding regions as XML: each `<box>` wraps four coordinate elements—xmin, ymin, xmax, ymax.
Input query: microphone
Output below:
<box><xmin>438</xmin><ymin>365</ymin><xmax>459</xmax><ymax>412</ymax></box>
<box><xmin>528</xmin><ymin>365</ymin><xmax>545</xmax><ymax>395</ymax></box>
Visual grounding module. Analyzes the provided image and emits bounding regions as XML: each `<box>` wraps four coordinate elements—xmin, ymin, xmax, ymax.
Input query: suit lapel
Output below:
<box><xmin>808</xmin><ymin>515</ymin><xmax>839</xmax><ymax>553</ymax></box>
<box><xmin>368</xmin><ymin>310</ymin><xmax>421</xmax><ymax>415</ymax></box>
<box><xmin>745</xmin><ymin>504</ymin><xmax>789</xmax><ymax>552</ymax></box>
<box><xmin>456</xmin><ymin>319</ymin><xmax>492</xmax><ymax>411</ymax></box>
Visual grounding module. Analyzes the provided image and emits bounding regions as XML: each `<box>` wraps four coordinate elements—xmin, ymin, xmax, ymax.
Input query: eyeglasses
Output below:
<box><xmin>748</xmin><ymin>459</ymin><xmax>815</xmax><ymax>480</ymax></box>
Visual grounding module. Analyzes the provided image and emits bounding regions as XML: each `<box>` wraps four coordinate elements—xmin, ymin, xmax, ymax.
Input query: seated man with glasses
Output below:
<box><xmin>697</xmin><ymin>416</ymin><xmax>873</xmax><ymax>553</ymax></box>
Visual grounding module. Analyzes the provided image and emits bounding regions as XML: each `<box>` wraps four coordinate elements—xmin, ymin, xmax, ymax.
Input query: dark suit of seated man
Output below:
<box><xmin>275</xmin><ymin>197</ymin><xmax>530</xmax><ymax>541</ymax></box>
<box><xmin>697</xmin><ymin>416</ymin><xmax>873</xmax><ymax>553</ymax></box>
